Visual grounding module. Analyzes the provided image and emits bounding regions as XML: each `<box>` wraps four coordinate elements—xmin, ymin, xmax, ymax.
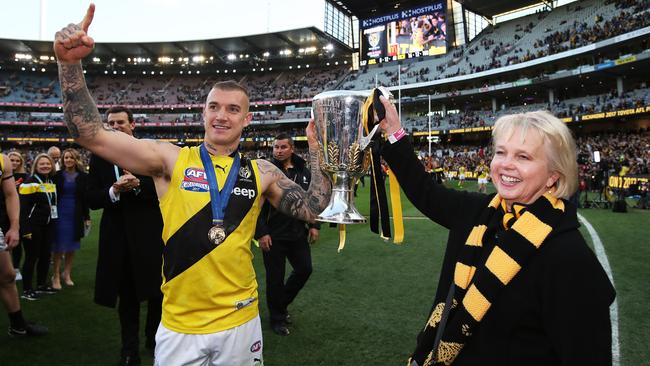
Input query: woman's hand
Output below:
<box><xmin>378</xmin><ymin>95</ymin><xmax>401</xmax><ymax>136</ymax></box>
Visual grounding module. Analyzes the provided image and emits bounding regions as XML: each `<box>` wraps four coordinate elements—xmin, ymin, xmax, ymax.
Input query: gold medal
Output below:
<box><xmin>208</xmin><ymin>224</ymin><xmax>226</xmax><ymax>246</ymax></box>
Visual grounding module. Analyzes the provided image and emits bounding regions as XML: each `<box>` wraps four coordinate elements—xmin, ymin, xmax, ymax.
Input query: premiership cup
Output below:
<box><xmin>312</xmin><ymin>90</ymin><xmax>378</xmax><ymax>224</ymax></box>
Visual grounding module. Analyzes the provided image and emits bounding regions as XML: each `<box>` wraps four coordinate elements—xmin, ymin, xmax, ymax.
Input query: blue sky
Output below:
<box><xmin>0</xmin><ymin>0</ymin><xmax>325</xmax><ymax>42</ymax></box>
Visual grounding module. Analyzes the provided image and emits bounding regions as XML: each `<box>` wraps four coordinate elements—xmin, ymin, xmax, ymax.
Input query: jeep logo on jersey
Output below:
<box><xmin>181</xmin><ymin>167</ymin><xmax>209</xmax><ymax>192</ymax></box>
<box><xmin>232</xmin><ymin>187</ymin><xmax>256</xmax><ymax>199</ymax></box>
<box><xmin>250</xmin><ymin>340</ymin><xmax>262</xmax><ymax>353</ymax></box>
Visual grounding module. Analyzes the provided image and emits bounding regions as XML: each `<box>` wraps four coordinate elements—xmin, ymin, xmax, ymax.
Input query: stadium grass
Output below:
<box><xmin>0</xmin><ymin>181</ymin><xmax>647</xmax><ymax>365</ymax></box>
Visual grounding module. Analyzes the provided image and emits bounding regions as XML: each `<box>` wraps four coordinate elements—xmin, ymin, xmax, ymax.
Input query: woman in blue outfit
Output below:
<box><xmin>52</xmin><ymin>149</ymin><xmax>90</xmax><ymax>289</ymax></box>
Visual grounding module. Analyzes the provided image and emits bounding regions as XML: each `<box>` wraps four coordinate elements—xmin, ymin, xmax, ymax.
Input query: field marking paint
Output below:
<box><xmin>577</xmin><ymin>213</ymin><xmax>620</xmax><ymax>366</ymax></box>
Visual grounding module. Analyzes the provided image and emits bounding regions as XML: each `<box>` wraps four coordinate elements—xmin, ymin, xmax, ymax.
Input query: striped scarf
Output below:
<box><xmin>410</xmin><ymin>192</ymin><xmax>566</xmax><ymax>366</ymax></box>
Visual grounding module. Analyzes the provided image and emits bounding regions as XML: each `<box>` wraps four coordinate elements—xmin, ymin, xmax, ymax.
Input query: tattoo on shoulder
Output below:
<box><xmin>257</xmin><ymin>159</ymin><xmax>284</xmax><ymax>180</ymax></box>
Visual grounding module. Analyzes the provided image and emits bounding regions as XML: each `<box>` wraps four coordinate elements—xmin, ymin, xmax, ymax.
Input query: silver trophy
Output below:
<box><xmin>312</xmin><ymin>90</ymin><xmax>382</xmax><ymax>224</ymax></box>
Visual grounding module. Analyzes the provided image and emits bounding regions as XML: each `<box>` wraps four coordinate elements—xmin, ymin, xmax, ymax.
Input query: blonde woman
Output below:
<box><xmin>52</xmin><ymin>149</ymin><xmax>90</xmax><ymax>289</ymax></box>
<box><xmin>19</xmin><ymin>154</ymin><xmax>59</xmax><ymax>300</ymax></box>
<box><xmin>377</xmin><ymin>99</ymin><xmax>615</xmax><ymax>366</ymax></box>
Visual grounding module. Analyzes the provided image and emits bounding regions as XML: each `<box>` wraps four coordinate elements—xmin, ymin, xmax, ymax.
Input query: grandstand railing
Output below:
<box><xmin>0</xmin><ymin>97</ymin><xmax>313</xmax><ymax>110</ymax></box>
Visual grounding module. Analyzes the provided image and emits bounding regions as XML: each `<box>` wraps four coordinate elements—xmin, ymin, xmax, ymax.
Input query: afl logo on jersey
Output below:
<box><xmin>180</xmin><ymin>167</ymin><xmax>209</xmax><ymax>192</ymax></box>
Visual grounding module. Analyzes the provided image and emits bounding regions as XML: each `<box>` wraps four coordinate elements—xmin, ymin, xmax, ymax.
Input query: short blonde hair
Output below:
<box><xmin>492</xmin><ymin>110</ymin><xmax>578</xmax><ymax>199</ymax></box>
<box><xmin>31</xmin><ymin>153</ymin><xmax>56</xmax><ymax>178</ymax></box>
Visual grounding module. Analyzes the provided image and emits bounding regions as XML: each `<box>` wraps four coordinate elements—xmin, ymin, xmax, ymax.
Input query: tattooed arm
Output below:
<box><xmin>54</xmin><ymin>4</ymin><xmax>178</xmax><ymax>186</ymax></box>
<box><xmin>1</xmin><ymin>154</ymin><xmax>20</xmax><ymax>249</ymax></box>
<box><xmin>259</xmin><ymin>121</ymin><xmax>331</xmax><ymax>223</ymax></box>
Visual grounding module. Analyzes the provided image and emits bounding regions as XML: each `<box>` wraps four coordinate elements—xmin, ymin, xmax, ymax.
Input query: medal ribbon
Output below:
<box><xmin>199</xmin><ymin>144</ymin><xmax>241</xmax><ymax>226</ymax></box>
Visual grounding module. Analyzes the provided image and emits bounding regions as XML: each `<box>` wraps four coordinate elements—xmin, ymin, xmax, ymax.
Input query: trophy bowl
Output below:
<box><xmin>312</xmin><ymin>90</ymin><xmax>375</xmax><ymax>224</ymax></box>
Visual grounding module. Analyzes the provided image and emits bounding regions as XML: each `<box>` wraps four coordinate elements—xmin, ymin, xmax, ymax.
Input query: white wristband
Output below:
<box><xmin>388</xmin><ymin>128</ymin><xmax>407</xmax><ymax>144</ymax></box>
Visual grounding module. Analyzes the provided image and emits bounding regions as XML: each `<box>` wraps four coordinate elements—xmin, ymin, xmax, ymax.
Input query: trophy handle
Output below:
<box><xmin>359</xmin><ymin>123</ymin><xmax>380</xmax><ymax>151</ymax></box>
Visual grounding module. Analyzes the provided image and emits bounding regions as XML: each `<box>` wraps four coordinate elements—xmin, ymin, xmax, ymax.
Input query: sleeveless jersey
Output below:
<box><xmin>477</xmin><ymin>164</ymin><xmax>489</xmax><ymax>179</ymax></box>
<box><xmin>159</xmin><ymin>146</ymin><xmax>263</xmax><ymax>334</ymax></box>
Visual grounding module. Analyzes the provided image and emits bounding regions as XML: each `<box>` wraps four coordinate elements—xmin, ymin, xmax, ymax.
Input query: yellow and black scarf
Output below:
<box><xmin>362</xmin><ymin>90</ymin><xmax>404</xmax><ymax>244</ymax></box>
<box><xmin>409</xmin><ymin>192</ymin><xmax>566</xmax><ymax>366</ymax></box>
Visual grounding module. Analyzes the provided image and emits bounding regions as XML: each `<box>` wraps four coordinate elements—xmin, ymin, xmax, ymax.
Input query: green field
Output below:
<box><xmin>0</xmin><ymin>181</ymin><xmax>647</xmax><ymax>365</ymax></box>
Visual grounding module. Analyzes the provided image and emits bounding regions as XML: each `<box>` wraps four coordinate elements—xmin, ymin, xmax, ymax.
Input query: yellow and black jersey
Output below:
<box><xmin>476</xmin><ymin>164</ymin><xmax>489</xmax><ymax>179</ymax></box>
<box><xmin>19</xmin><ymin>174</ymin><xmax>57</xmax><ymax>226</ymax></box>
<box><xmin>159</xmin><ymin>146</ymin><xmax>263</xmax><ymax>334</ymax></box>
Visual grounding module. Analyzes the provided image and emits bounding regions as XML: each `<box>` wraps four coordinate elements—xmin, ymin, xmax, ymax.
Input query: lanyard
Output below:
<box><xmin>114</xmin><ymin>165</ymin><xmax>120</xmax><ymax>181</ymax></box>
<box><xmin>33</xmin><ymin>174</ymin><xmax>56</xmax><ymax>207</ymax></box>
<box><xmin>199</xmin><ymin>144</ymin><xmax>241</xmax><ymax>225</ymax></box>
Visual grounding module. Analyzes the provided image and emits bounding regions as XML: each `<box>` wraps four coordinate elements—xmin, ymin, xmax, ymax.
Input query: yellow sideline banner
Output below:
<box><xmin>608</xmin><ymin>175</ymin><xmax>649</xmax><ymax>189</ymax></box>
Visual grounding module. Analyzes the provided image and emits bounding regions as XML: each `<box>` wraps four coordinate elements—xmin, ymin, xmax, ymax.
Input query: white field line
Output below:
<box><xmin>577</xmin><ymin>213</ymin><xmax>620</xmax><ymax>366</ymax></box>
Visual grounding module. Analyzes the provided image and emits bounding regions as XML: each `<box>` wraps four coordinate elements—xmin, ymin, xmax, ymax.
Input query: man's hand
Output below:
<box><xmin>54</xmin><ymin>4</ymin><xmax>96</xmax><ymax>64</ymax></box>
<box><xmin>112</xmin><ymin>174</ymin><xmax>140</xmax><ymax>193</ymax></box>
<box><xmin>258</xmin><ymin>234</ymin><xmax>272</xmax><ymax>252</ymax></box>
<box><xmin>306</xmin><ymin>119</ymin><xmax>319</xmax><ymax>150</ymax></box>
<box><xmin>308</xmin><ymin>228</ymin><xmax>319</xmax><ymax>245</ymax></box>
<box><xmin>4</xmin><ymin>227</ymin><xmax>19</xmax><ymax>250</ymax></box>
<box><xmin>378</xmin><ymin>95</ymin><xmax>401</xmax><ymax>136</ymax></box>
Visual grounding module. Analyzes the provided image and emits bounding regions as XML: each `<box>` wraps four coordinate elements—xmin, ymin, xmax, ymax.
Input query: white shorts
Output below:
<box><xmin>154</xmin><ymin>315</ymin><xmax>263</xmax><ymax>366</ymax></box>
<box><xmin>478</xmin><ymin>178</ymin><xmax>488</xmax><ymax>185</ymax></box>
<box><xmin>458</xmin><ymin>174</ymin><xmax>465</xmax><ymax>180</ymax></box>
<box><xmin>0</xmin><ymin>229</ymin><xmax>6</xmax><ymax>251</ymax></box>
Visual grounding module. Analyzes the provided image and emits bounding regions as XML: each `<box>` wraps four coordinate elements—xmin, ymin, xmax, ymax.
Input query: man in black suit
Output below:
<box><xmin>255</xmin><ymin>134</ymin><xmax>320</xmax><ymax>336</ymax></box>
<box><xmin>86</xmin><ymin>106</ymin><xmax>163</xmax><ymax>366</ymax></box>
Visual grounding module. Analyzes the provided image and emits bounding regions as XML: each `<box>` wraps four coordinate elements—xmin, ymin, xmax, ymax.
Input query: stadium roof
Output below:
<box><xmin>336</xmin><ymin>0</ymin><xmax>548</xmax><ymax>19</ymax></box>
<box><xmin>0</xmin><ymin>27</ymin><xmax>351</xmax><ymax>68</ymax></box>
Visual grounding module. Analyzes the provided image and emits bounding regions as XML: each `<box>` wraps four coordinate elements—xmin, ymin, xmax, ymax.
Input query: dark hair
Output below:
<box><xmin>274</xmin><ymin>133</ymin><xmax>294</xmax><ymax>146</ymax></box>
<box><xmin>211</xmin><ymin>80</ymin><xmax>249</xmax><ymax>99</ymax></box>
<box><xmin>106</xmin><ymin>106</ymin><xmax>134</xmax><ymax>123</ymax></box>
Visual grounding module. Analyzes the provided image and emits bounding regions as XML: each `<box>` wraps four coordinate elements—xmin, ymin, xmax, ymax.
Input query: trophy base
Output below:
<box><xmin>316</xmin><ymin>188</ymin><xmax>366</xmax><ymax>224</ymax></box>
<box><xmin>317</xmin><ymin>209</ymin><xmax>367</xmax><ymax>224</ymax></box>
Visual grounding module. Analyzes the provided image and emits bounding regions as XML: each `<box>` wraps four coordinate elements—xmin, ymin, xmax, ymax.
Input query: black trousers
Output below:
<box><xmin>117</xmin><ymin>253</ymin><xmax>162</xmax><ymax>357</ymax></box>
<box><xmin>11</xmin><ymin>241</ymin><xmax>22</xmax><ymax>269</ymax></box>
<box><xmin>21</xmin><ymin>223</ymin><xmax>53</xmax><ymax>291</ymax></box>
<box><xmin>262</xmin><ymin>238</ymin><xmax>312</xmax><ymax>325</ymax></box>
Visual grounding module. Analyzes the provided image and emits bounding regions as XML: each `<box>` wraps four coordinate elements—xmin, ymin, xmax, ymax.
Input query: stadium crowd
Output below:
<box><xmin>401</xmin><ymin>85</ymin><xmax>650</xmax><ymax>132</ymax></box>
<box><xmin>2</xmin><ymin>83</ymin><xmax>648</xmax><ymax>136</ymax></box>
<box><xmin>342</xmin><ymin>0</ymin><xmax>650</xmax><ymax>90</ymax></box>
<box><xmin>4</xmin><ymin>130</ymin><xmax>647</xmax><ymax>194</ymax></box>
<box><xmin>0</xmin><ymin>66</ymin><xmax>348</xmax><ymax>105</ymax></box>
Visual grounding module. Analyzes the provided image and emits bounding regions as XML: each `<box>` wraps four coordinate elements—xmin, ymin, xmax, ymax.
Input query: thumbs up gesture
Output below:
<box><xmin>53</xmin><ymin>3</ymin><xmax>96</xmax><ymax>64</ymax></box>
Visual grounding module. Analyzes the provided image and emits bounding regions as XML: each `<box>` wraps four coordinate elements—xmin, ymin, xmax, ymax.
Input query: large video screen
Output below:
<box><xmin>359</xmin><ymin>1</ymin><xmax>447</xmax><ymax>66</ymax></box>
